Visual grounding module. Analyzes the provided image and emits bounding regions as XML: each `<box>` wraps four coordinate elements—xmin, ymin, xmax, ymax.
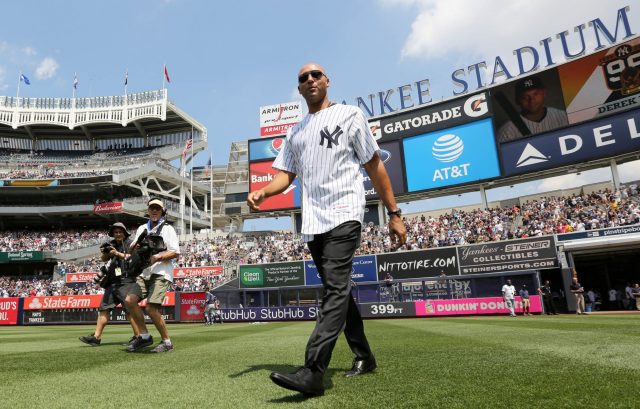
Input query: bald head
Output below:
<box><xmin>298</xmin><ymin>62</ymin><xmax>326</xmax><ymax>77</ymax></box>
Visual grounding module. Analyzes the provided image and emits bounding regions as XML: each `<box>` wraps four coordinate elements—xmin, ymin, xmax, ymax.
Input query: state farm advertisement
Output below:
<box><xmin>93</xmin><ymin>202</ymin><xmax>123</xmax><ymax>213</ymax></box>
<box><xmin>249</xmin><ymin>160</ymin><xmax>300</xmax><ymax>211</ymax></box>
<box><xmin>65</xmin><ymin>272</ymin><xmax>99</xmax><ymax>283</ymax></box>
<box><xmin>259</xmin><ymin>101</ymin><xmax>303</xmax><ymax>137</ymax></box>
<box><xmin>0</xmin><ymin>297</ymin><xmax>19</xmax><ymax>325</ymax></box>
<box><xmin>180</xmin><ymin>291</ymin><xmax>206</xmax><ymax>322</ymax></box>
<box><xmin>415</xmin><ymin>296</ymin><xmax>542</xmax><ymax>316</ymax></box>
<box><xmin>24</xmin><ymin>292</ymin><xmax>176</xmax><ymax>310</ymax></box>
<box><xmin>173</xmin><ymin>266</ymin><xmax>223</xmax><ymax>279</ymax></box>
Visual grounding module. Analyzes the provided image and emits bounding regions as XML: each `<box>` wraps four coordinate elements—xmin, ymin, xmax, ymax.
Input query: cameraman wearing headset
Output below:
<box><xmin>79</xmin><ymin>222</ymin><xmax>140</xmax><ymax>346</ymax></box>
<box><xmin>125</xmin><ymin>198</ymin><xmax>180</xmax><ymax>353</ymax></box>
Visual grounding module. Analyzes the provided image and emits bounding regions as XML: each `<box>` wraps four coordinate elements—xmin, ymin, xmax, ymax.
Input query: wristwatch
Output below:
<box><xmin>387</xmin><ymin>208</ymin><xmax>402</xmax><ymax>217</ymax></box>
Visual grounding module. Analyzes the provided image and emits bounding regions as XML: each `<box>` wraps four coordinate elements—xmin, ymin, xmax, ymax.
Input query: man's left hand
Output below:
<box><xmin>388</xmin><ymin>216</ymin><xmax>407</xmax><ymax>250</ymax></box>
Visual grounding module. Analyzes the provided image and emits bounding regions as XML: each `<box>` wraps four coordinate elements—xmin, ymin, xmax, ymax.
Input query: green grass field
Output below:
<box><xmin>1</xmin><ymin>315</ymin><xmax>639</xmax><ymax>408</ymax></box>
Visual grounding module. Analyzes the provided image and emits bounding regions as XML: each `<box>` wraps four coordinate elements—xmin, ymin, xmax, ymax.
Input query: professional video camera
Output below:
<box><xmin>93</xmin><ymin>260</ymin><xmax>115</xmax><ymax>289</ymax></box>
<box><xmin>124</xmin><ymin>229</ymin><xmax>167</xmax><ymax>277</ymax></box>
<box><xmin>100</xmin><ymin>242</ymin><xmax>114</xmax><ymax>255</ymax></box>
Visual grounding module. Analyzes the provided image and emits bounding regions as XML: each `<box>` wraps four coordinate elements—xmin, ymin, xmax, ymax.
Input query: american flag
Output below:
<box><xmin>182</xmin><ymin>139</ymin><xmax>193</xmax><ymax>159</ymax></box>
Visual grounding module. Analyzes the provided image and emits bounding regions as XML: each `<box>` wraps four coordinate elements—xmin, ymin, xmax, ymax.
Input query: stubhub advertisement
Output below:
<box><xmin>305</xmin><ymin>255</ymin><xmax>377</xmax><ymax>286</ymax></box>
<box><xmin>403</xmin><ymin>118</ymin><xmax>500</xmax><ymax>192</ymax></box>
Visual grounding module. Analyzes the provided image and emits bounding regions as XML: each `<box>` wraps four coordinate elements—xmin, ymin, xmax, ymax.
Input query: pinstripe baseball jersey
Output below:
<box><xmin>498</xmin><ymin>106</ymin><xmax>568</xmax><ymax>143</ymax></box>
<box><xmin>273</xmin><ymin>104</ymin><xmax>379</xmax><ymax>241</ymax></box>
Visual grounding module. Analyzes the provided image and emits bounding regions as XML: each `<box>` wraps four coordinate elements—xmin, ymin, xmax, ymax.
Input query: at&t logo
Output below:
<box><xmin>431</xmin><ymin>134</ymin><xmax>470</xmax><ymax>182</ymax></box>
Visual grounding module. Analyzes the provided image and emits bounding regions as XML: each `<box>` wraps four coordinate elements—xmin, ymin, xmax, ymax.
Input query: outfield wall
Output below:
<box><xmin>0</xmin><ymin>293</ymin><xmax>542</xmax><ymax>325</ymax></box>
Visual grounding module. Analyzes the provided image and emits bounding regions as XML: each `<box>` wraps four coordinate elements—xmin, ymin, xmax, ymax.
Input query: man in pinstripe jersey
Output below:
<box><xmin>248</xmin><ymin>63</ymin><xmax>407</xmax><ymax>396</ymax></box>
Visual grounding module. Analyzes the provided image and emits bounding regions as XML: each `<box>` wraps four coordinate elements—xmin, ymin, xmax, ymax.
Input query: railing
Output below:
<box><xmin>0</xmin><ymin>90</ymin><xmax>167</xmax><ymax>129</ymax></box>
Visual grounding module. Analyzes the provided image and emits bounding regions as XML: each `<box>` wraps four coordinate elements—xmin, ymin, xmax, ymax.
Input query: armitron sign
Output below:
<box><xmin>93</xmin><ymin>202</ymin><xmax>123</xmax><ymax>213</ymax></box>
<box><xmin>259</xmin><ymin>101</ymin><xmax>303</xmax><ymax>137</ymax></box>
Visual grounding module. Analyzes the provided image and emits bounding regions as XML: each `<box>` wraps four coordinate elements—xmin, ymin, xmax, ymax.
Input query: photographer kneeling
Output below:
<box><xmin>79</xmin><ymin>222</ymin><xmax>140</xmax><ymax>346</ymax></box>
<box><xmin>124</xmin><ymin>198</ymin><xmax>180</xmax><ymax>353</ymax></box>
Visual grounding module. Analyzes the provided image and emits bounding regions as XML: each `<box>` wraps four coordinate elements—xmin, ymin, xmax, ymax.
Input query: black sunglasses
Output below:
<box><xmin>298</xmin><ymin>70</ymin><xmax>324</xmax><ymax>83</ymax></box>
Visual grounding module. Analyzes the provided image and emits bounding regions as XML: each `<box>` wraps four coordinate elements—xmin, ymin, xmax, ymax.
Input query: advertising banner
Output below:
<box><xmin>362</xmin><ymin>141</ymin><xmax>406</xmax><ymax>199</ymax></box>
<box><xmin>403</xmin><ymin>118</ymin><xmax>500</xmax><ymax>192</ymax></box>
<box><xmin>220</xmin><ymin>306</ymin><xmax>319</xmax><ymax>322</ymax></box>
<box><xmin>305</xmin><ymin>255</ymin><xmax>377</xmax><ymax>286</ymax></box>
<box><xmin>173</xmin><ymin>266</ymin><xmax>223</xmax><ymax>279</ymax></box>
<box><xmin>0</xmin><ymin>251</ymin><xmax>44</xmax><ymax>262</ymax></box>
<box><xmin>359</xmin><ymin>302</ymin><xmax>417</xmax><ymax>318</ymax></box>
<box><xmin>500</xmin><ymin>108</ymin><xmax>640</xmax><ymax>176</ymax></box>
<box><xmin>65</xmin><ymin>272</ymin><xmax>99</xmax><ymax>283</ymax></box>
<box><xmin>415</xmin><ymin>295</ymin><xmax>542</xmax><ymax>316</ymax></box>
<box><xmin>239</xmin><ymin>261</ymin><xmax>305</xmax><ymax>288</ymax></box>
<box><xmin>93</xmin><ymin>202</ymin><xmax>123</xmax><ymax>214</ymax></box>
<box><xmin>379</xmin><ymin>92</ymin><xmax>491</xmax><ymax>141</ymax></box>
<box><xmin>24</xmin><ymin>292</ymin><xmax>176</xmax><ymax>310</ymax></box>
<box><xmin>259</xmin><ymin>101</ymin><xmax>303</xmax><ymax>137</ymax></box>
<box><xmin>0</xmin><ymin>297</ymin><xmax>19</xmax><ymax>325</ymax></box>
<box><xmin>249</xmin><ymin>136</ymin><xmax>286</xmax><ymax>161</ymax></box>
<box><xmin>376</xmin><ymin>248</ymin><xmax>458</xmax><ymax>280</ymax></box>
<box><xmin>556</xmin><ymin>224</ymin><xmax>640</xmax><ymax>242</ymax></box>
<box><xmin>249</xmin><ymin>160</ymin><xmax>301</xmax><ymax>211</ymax></box>
<box><xmin>23</xmin><ymin>307</ymin><xmax>176</xmax><ymax>325</ymax></box>
<box><xmin>491</xmin><ymin>69</ymin><xmax>569</xmax><ymax>144</ymax></box>
<box><xmin>559</xmin><ymin>38</ymin><xmax>640</xmax><ymax>124</ymax></box>
<box><xmin>457</xmin><ymin>237</ymin><xmax>557</xmax><ymax>274</ymax></box>
<box><xmin>180</xmin><ymin>291</ymin><xmax>206</xmax><ymax>322</ymax></box>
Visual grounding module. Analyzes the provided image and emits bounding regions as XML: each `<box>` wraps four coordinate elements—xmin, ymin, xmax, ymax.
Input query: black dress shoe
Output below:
<box><xmin>345</xmin><ymin>357</ymin><xmax>377</xmax><ymax>377</ymax></box>
<box><xmin>270</xmin><ymin>367</ymin><xmax>324</xmax><ymax>396</ymax></box>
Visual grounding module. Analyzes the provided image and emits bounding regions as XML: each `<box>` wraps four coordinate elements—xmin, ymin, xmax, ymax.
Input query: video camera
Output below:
<box><xmin>124</xmin><ymin>229</ymin><xmax>167</xmax><ymax>277</ymax></box>
<box><xmin>100</xmin><ymin>242</ymin><xmax>114</xmax><ymax>255</ymax></box>
<box><xmin>93</xmin><ymin>260</ymin><xmax>115</xmax><ymax>289</ymax></box>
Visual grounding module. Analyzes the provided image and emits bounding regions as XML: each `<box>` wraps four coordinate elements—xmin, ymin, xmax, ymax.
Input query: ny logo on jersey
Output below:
<box><xmin>319</xmin><ymin>125</ymin><xmax>343</xmax><ymax>149</ymax></box>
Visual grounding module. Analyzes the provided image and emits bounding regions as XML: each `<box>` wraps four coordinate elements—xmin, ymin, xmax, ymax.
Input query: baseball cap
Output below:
<box><xmin>148</xmin><ymin>198</ymin><xmax>165</xmax><ymax>210</ymax></box>
<box><xmin>108</xmin><ymin>222</ymin><xmax>130</xmax><ymax>238</ymax></box>
<box><xmin>515</xmin><ymin>76</ymin><xmax>545</xmax><ymax>98</ymax></box>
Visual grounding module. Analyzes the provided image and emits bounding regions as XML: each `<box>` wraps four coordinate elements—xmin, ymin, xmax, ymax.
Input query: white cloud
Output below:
<box><xmin>35</xmin><ymin>57</ymin><xmax>59</xmax><ymax>80</ymax></box>
<box><xmin>22</xmin><ymin>47</ymin><xmax>36</xmax><ymax>56</ymax></box>
<box><xmin>382</xmin><ymin>0</ymin><xmax>631</xmax><ymax>78</ymax></box>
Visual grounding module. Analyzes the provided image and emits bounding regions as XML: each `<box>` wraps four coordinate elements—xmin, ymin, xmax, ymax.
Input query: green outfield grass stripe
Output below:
<box><xmin>1</xmin><ymin>318</ymin><xmax>639</xmax><ymax>408</ymax></box>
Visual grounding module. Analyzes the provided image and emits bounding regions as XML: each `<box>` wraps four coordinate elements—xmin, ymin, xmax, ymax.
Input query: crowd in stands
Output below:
<box><xmin>1</xmin><ymin>186</ymin><xmax>640</xmax><ymax>297</ymax></box>
<box><xmin>0</xmin><ymin>229</ymin><xmax>117</xmax><ymax>253</ymax></box>
<box><xmin>0</xmin><ymin>276</ymin><xmax>104</xmax><ymax>298</ymax></box>
<box><xmin>0</xmin><ymin>168</ymin><xmax>110</xmax><ymax>180</ymax></box>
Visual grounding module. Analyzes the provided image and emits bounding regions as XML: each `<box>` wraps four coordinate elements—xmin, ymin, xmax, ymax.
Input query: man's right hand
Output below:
<box><xmin>247</xmin><ymin>189</ymin><xmax>267</xmax><ymax>211</ymax></box>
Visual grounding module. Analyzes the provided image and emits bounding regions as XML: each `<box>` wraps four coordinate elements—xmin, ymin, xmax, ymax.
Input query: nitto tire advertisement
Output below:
<box><xmin>376</xmin><ymin>247</ymin><xmax>458</xmax><ymax>280</ymax></box>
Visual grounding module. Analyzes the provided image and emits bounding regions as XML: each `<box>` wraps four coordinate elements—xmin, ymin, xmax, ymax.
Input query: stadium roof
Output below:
<box><xmin>0</xmin><ymin>90</ymin><xmax>206</xmax><ymax>160</ymax></box>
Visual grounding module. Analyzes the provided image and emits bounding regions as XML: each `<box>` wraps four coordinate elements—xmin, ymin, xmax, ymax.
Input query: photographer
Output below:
<box><xmin>79</xmin><ymin>223</ymin><xmax>140</xmax><ymax>346</ymax></box>
<box><xmin>124</xmin><ymin>198</ymin><xmax>180</xmax><ymax>353</ymax></box>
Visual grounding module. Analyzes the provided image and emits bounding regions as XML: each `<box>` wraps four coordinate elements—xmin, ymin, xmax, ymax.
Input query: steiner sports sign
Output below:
<box><xmin>173</xmin><ymin>266</ymin><xmax>223</xmax><ymax>279</ymax></box>
<box><xmin>93</xmin><ymin>202</ymin><xmax>123</xmax><ymax>213</ymax></box>
<box><xmin>457</xmin><ymin>237</ymin><xmax>558</xmax><ymax>274</ymax></box>
<box><xmin>259</xmin><ymin>101</ymin><xmax>303</xmax><ymax>137</ymax></box>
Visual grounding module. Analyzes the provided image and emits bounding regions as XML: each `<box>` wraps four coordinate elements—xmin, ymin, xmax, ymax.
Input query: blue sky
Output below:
<box><xmin>0</xmin><ymin>0</ymin><xmax>636</xmax><ymax>230</ymax></box>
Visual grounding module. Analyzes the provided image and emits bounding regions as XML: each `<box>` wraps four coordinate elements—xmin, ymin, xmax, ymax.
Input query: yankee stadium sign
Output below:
<box><xmin>341</xmin><ymin>7</ymin><xmax>634</xmax><ymax>118</ymax></box>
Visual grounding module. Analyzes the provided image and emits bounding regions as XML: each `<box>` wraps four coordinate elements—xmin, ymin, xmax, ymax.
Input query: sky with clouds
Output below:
<box><xmin>0</xmin><ymin>0</ymin><xmax>637</xmax><ymax>228</ymax></box>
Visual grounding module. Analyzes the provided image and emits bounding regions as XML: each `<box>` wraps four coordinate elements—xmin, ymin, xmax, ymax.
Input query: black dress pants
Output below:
<box><xmin>304</xmin><ymin>221</ymin><xmax>373</xmax><ymax>374</ymax></box>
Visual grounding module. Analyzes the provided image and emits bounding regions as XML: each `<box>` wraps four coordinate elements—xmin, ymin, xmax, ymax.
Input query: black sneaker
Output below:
<box><xmin>126</xmin><ymin>335</ymin><xmax>154</xmax><ymax>352</ymax></box>
<box><xmin>121</xmin><ymin>336</ymin><xmax>137</xmax><ymax>346</ymax></box>
<box><xmin>79</xmin><ymin>334</ymin><xmax>101</xmax><ymax>346</ymax></box>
